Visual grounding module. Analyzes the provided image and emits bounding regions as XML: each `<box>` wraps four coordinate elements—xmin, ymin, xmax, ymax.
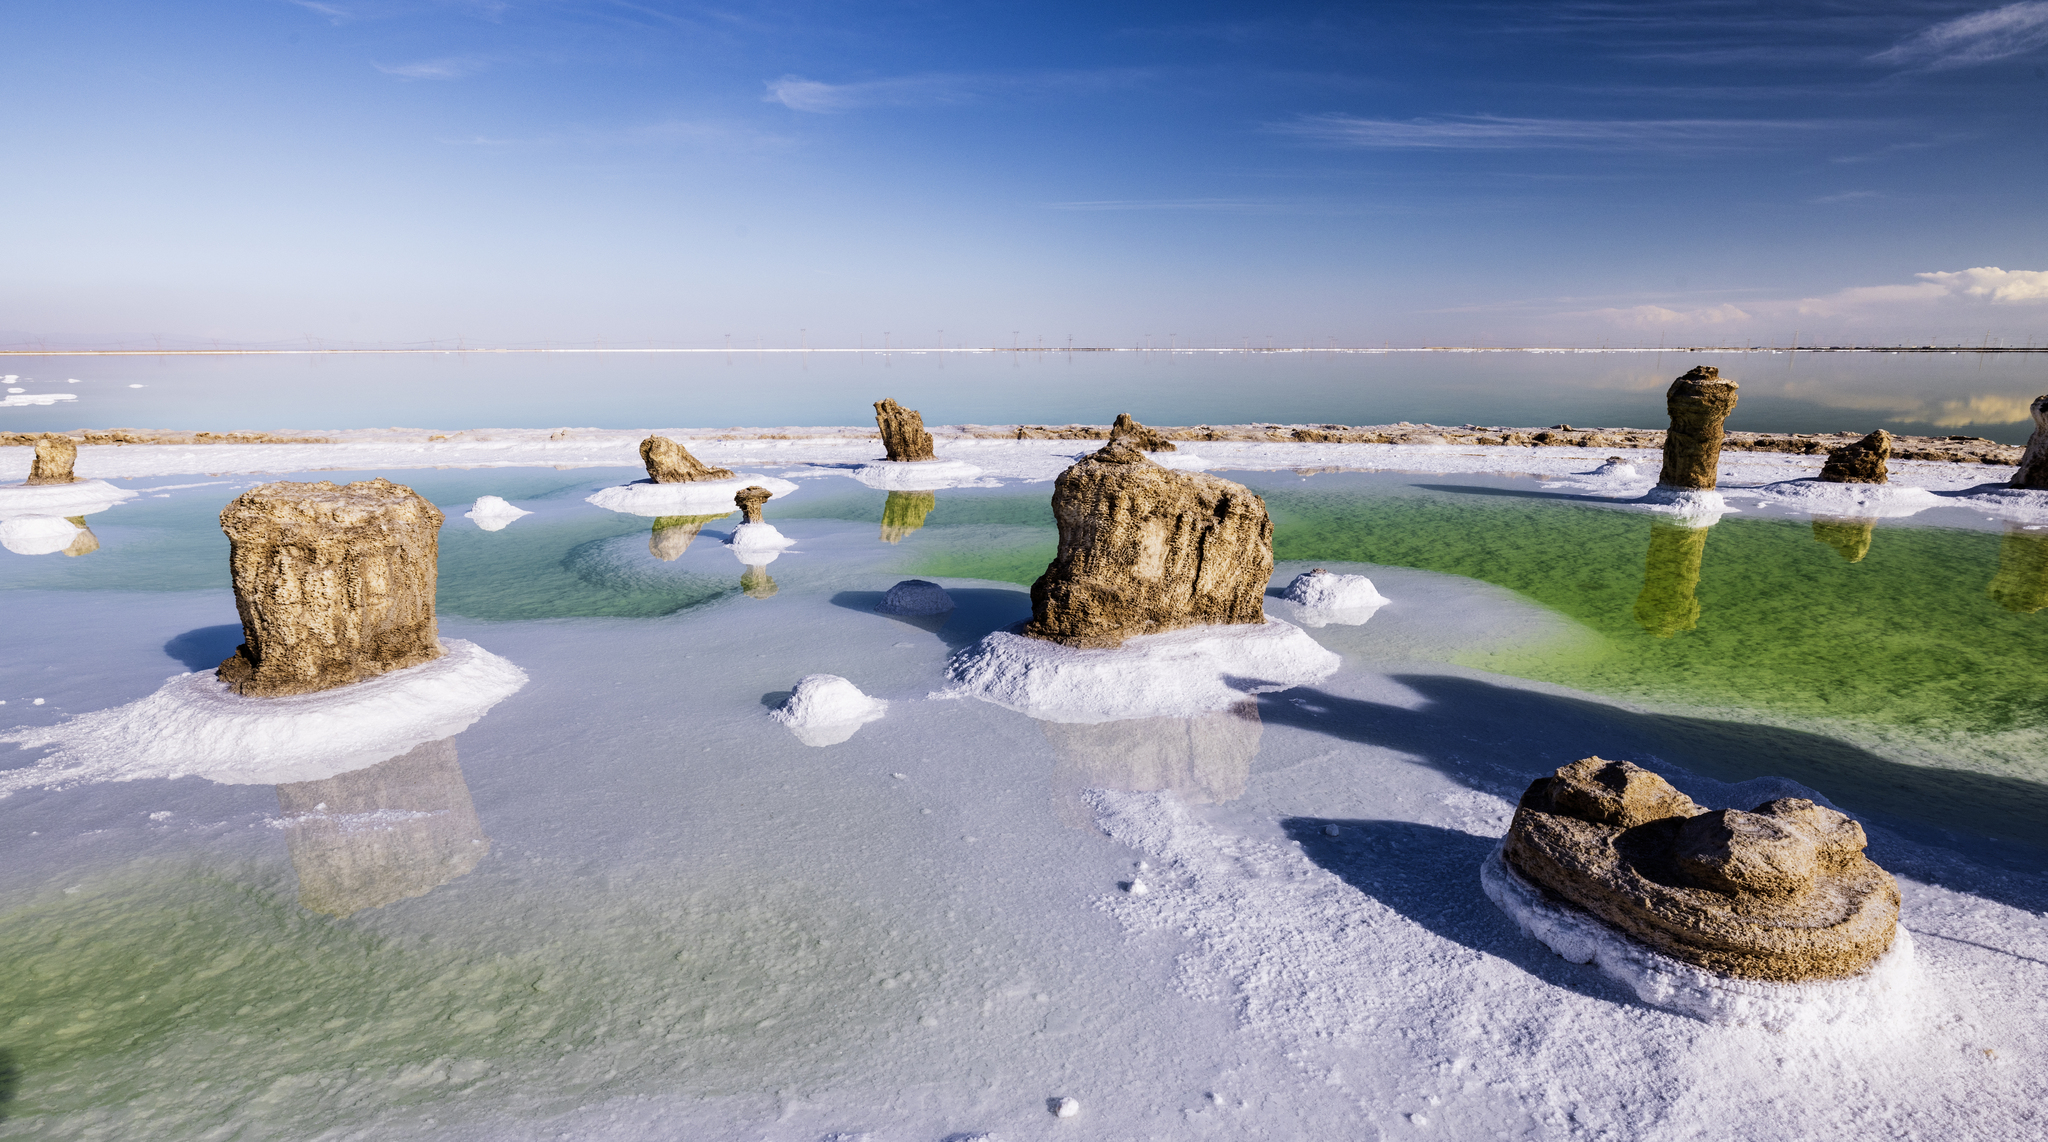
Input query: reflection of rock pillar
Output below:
<box><xmin>1634</xmin><ymin>520</ymin><xmax>1710</xmax><ymax>637</ymax></box>
<box><xmin>1657</xmin><ymin>366</ymin><xmax>1739</xmax><ymax>490</ymax></box>
<box><xmin>879</xmin><ymin>491</ymin><xmax>936</xmax><ymax>543</ymax></box>
<box><xmin>275</xmin><ymin>737</ymin><xmax>489</xmax><ymax>917</ymax></box>
<box><xmin>217</xmin><ymin>479</ymin><xmax>445</xmax><ymax>696</ymax></box>
<box><xmin>1811</xmin><ymin>517</ymin><xmax>1875</xmax><ymax>563</ymax></box>
<box><xmin>1040</xmin><ymin>700</ymin><xmax>1261</xmax><ymax>830</ymax></box>
<box><xmin>741</xmin><ymin>564</ymin><xmax>779</xmax><ymax>598</ymax></box>
<box><xmin>1987</xmin><ymin>525</ymin><xmax>2048</xmax><ymax>613</ymax></box>
<box><xmin>649</xmin><ymin>512</ymin><xmax>729</xmax><ymax>561</ymax></box>
<box><xmin>61</xmin><ymin>516</ymin><xmax>99</xmax><ymax>557</ymax></box>
<box><xmin>2010</xmin><ymin>395</ymin><xmax>2048</xmax><ymax>490</ymax></box>
<box><xmin>28</xmin><ymin>434</ymin><xmax>79</xmax><ymax>485</ymax></box>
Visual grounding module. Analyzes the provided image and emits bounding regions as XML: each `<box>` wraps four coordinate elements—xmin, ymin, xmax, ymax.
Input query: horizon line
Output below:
<box><xmin>4</xmin><ymin>345</ymin><xmax>2043</xmax><ymax>357</ymax></box>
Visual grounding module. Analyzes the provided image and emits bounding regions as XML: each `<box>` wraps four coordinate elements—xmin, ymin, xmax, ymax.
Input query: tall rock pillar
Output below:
<box><xmin>1657</xmin><ymin>367</ymin><xmax>1740</xmax><ymax>490</ymax></box>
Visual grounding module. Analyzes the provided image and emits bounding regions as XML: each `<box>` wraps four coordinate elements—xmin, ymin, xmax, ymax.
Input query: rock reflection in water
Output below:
<box><xmin>879</xmin><ymin>491</ymin><xmax>936</xmax><ymax>543</ymax></box>
<box><xmin>274</xmin><ymin>737</ymin><xmax>488</xmax><ymax>917</ymax></box>
<box><xmin>648</xmin><ymin>512</ymin><xmax>731</xmax><ymax>561</ymax></box>
<box><xmin>741</xmin><ymin>564</ymin><xmax>779</xmax><ymax>598</ymax></box>
<box><xmin>1811</xmin><ymin>516</ymin><xmax>1875</xmax><ymax>564</ymax></box>
<box><xmin>1633</xmin><ymin>520</ymin><xmax>1711</xmax><ymax>638</ymax></box>
<box><xmin>62</xmin><ymin>516</ymin><xmax>98</xmax><ymax>557</ymax></box>
<box><xmin>1041</xmin><ymin>700</ymin><xmax>1261</xmax><ymax>829</ymax></box>
<box><xmin>1987</xmin><ymin>525</ymin><xmax>2048</xmax><ymax>614</ymax></box>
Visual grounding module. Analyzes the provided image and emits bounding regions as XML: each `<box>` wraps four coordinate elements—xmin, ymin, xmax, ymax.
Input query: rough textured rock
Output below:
<box><xmin>1633</xmin><ymin>520</ymin><xmax>1710</xmax><ymax>637</ymax></box>
<box><xmin>1503</xmin><ymin>757</ymin><xmax>1901</xmax><ymax>982</ymax></box>
<box><xmin>1812</xmin><ymin>517</ymin><xmax>1875</xmax><ymax>563</ymax></box>
<box><xmin>648</xmin><ymin>512</ymin><xmax>728</xmax><ymax>560</ymax></box>
<box><xmin>1818</xmin><ymin>430</ymin><xmax>1891</xmax><ymax>484</ymax></box>
<box><xmin>880</xmin><ymin>490</ymin><xmax>935</xmax><ymax>543</ymax></box>
<box><xmin>875</xmin><ymin>398</ymin><xmax>937</xmax><ymax>462</ymax></box>
<box><xmin>734</xmin><ymin>485</ymin><xmax>772</xmax><ymax>524</ymax></box>
<box><xmin>1657</xmin><ymin>366</ymin><xmax>1740</xmax><ymax>489</ymax></box>
<box><xmin>2011</xmin><ymin>395</ymin><xmax>2048</xmax><ymax>489</ymax></box>
<box><xmin>1042</xmin><ymin>700</ymin><xmax>1259</xmax><ymax>830</ymax></box>
<box><xmin>640</xmin><ymin>435</ymin><xmax>735</xmax><ymax>483</ymax></box>
<box><xmin>216</xmin><ymin>478</ymin><xmax>445</xmax><ymax>697</ymax></box>
<box><xmin>1108</xmin><ymin>412</ymin><xmax>1177</xmax><ymax>452</ymax></box>
<box><xmin>1024</xmin><ymin>440</ymin><xmax>1273</xmax><ymax>647</ymax></box>
<box><xmin>740</xmin><ymin>564</ymin><xmax>778</xmax><ymax>598</ymax></box>
<box><xmin>275</xmin><ymin>737</ymin><xmax>487</xmax><ymax>917</ymax></box>
<box><xmin>61</xmin><ymin>516</ymin><xmax>99</xmax><ymax>558</ymax></box>
<box><xmin>1987</xmin><ymin>525</ymin><xmax>2048</xmax><ymax>613</ymax></box>
<box><xmin>27</xmin><ymin>433</ymin><xmax>79</xmax><ymax>485</ymax></box>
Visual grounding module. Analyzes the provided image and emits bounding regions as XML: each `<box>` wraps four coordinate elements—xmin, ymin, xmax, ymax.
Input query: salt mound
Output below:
<box><xmin>1278</xmin><ymin>569</ymin><xmax>1389</xmax><ymax>623</ymax></box>
<box><xmin>0</xmin><ymin>514</ymin><xmax>83</xmax><ymax>555</ymax></box>
<box><xmin>0</xmin><ymin>639</ymin><xmax>528</xmax><ymax>791</ymax></box>
<box><xmin>1745</xmin><ymin>480</ymin><xmax>1939</xmax><ymax>519</ymax></box>
<box><xmin>464</xmin><ymin>495</ymin><xmax>532</xmax><ymax>531</ymax></box>
<box><xmin>587</xmin><ymin>475</ymin><xmax>798</xmax><ymax>517</ymax></box>
<box><xmin>1480</xmin><ymin>843</ymin><xmax>1916</xmax><ymax>1029</ymax></box>
<box><xmin>728</xmin><ymin>522</ymin><xmax>796</xmax><ymax>560</ymax></box>
<box><xmin>771</xmin><ymin>674</ymin><xmax>888</xmax><ymax>747</ymax></box>
<box><xmin>1590</xmin><ymin>457</ymin><xmax>1640</xmax><ymax>478</ymax></box>
<box><xmin>941</xmin><ymin>618</ymin><xmax>1340</xmax><ymax>723</ymax></box>
<box><xmin>878</xmin><ymin>579</ymin><xmax>954</xmax><ymax>616</ymax></box>
<box><xmin>1633</xmin><ymin>486</ymin><xmax>1729</xmax><ymax>526</ymax></box>
<box><xmin>0</xmin><ymin>478</ymin><xmax>135</xmax><ymax>519</ymax></box>
<box><xmin>854</xmin><ymin>459</ymin><xmax>985</xmax><ymax>491</ymax></box>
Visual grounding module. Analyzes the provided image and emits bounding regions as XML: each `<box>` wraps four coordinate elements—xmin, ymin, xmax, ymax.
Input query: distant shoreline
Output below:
<box><xmin>3</xmin><ymin>345</ymin><xmax>2043</xmax><ymax>357</ymax></box>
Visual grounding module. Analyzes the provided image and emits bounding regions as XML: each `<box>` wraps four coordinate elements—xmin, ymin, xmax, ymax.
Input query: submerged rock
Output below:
<box><xmin>1657</xmin><ymin>367</ymin><xmax>1739</xmax><ymax>490</ymax></box>
<box><xmin>1987</xmin><ymin>525</ymin><xmax>2048</xmax><ymax>613</ymax></box>
<box><xmin>1812</xmin><ymin>517</ymin><xmax>1875</xmax><ymax>563</ymax></box>
<box><xmin>217</xmin><ymin>478</ymin><xmax>445</xmax><ymax>697</ymax></box>
<box><xmin>648</xmin><ymin>512</ymin><xmax>729</xmax><ymax>560</ymax></box>
<box><xmin>879</xmin><ymin>490</ymin><xmax>935</xmax><ymax>542</ymax></box>
<box><xmin>275</xmin><ymin>736</ymin><xmax>488</xmax><ymax>917</ymax></box>
<box><xmin>1633</xmin><ymin>519</ymin><xmax>1710</xmax><ymax>637</ymax></box>
<box><xmin>1501</xmin><ymin>757</ymin><xmax>1900</xmax><ymax>983</ymax></box>
<box><xmin>27</xmin><ymin>433</ymin><xmax>79</xmax><ymax>485</ymax></box>
<box><xmin>2011</xmin><ymin>394</ymin><xmax>2048</xmax><ymax>490</ymax></box>
<box><xmin>878</xmin><ymin>578</ymin><xmax>954</xmax><ymax>616</ymax></box>
<box><xmin>1025</xmin><ymin>440</ymin><xmax>1273</xmax><ymax>647</ymax></box>
<box><xmin>1819</xmin><ymin>430</ymin><xmax>1891</xmax><ymax>484</ymax></box>
<box><xmin>640</xmin><ymin>435</ymin><xmax>736</xmax><ymax>483</ymax></box>
<box><xmin>1108</xmin><ymin>412</ymin><xmax>1177</xmax><ymax>452</ymax></box>
<box><xmin>874</xmin><ymin>397</ymin><xmax>937</xmax><ymax>462</ymax></box>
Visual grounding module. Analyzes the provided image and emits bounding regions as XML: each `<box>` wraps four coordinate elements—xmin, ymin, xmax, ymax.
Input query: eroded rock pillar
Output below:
<box><xmin>1108</xmin><ymin>412</ymin><xmax>1177</xmax><ymax>453</ymax></box>
<box><xmin>1819</xmin><ymin>430</ymin><xmax>1891</xmax><ymax>484</ymax></box>
<box><xmin>640</xmin><ymin>435</ymin><xmax>735</xmax><ymax>483</ymax></box>
<box><xmin>735</xmin><ymin>485</ymin><xmax>771</xmax><ymax>523</ymax></box>
<box><xmin>1657</xmin><ymin>366</ymin><xmax>1740</xmax><ymax>489</ymax></box>
<box><xmin>27</xmin><ymin>433</ymin><xmax>78</xmax><ymax>485</ymax></box>
<box><xmin>875</xmin><ymin>398</ymin><xmax>937</xmax><ymax>462</ymax></box>
<box><xmin>2010</xmin><ymin>395</ymin><xmax>2048</xmax><ymax>490</ymax></box>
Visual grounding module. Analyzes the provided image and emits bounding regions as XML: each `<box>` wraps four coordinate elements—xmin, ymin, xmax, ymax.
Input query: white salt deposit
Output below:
<box><xmin>770</xmin><ymin>673</ymin><xmax>888</xmax><ymax>747</ymax></box>
<box><xmin>1278</xmin><ymin>569</ymin><xmax>1389</xmax><ymax>627</ymax></box>
<box><xmin>1148</xmin><ymin>451</ymin><xmax>1213</xmax><ymax>471</ymax></box>
<box><xmin>0</xmin><ymin>639</ymin><xmax>527</xmax><ymax>791</ymax></box>
<box><xmin>727</xmin><ymin>522</ymin><xmax>796</xmax><ymax>560</ymax></box>
<box><xmin>1740</xmin><ymin>480</ymin><xmax>1941</xmax><ymax>519</ymax></box>
<box><xmin>853</xmin><ymin>458</ymin><xmax>987</xmax><ymax>490</ymax></box>
<box><xmin>463</xmin><ymin>494</ymin><xmax>532</xmax><ymax>531</ymax></box>
<box><xmin>0</xmin><ymin>514</ymin><xmax>84</xmax><ymax>555</ymax></box>
<box><xmin>1951</xmin><ymin>485</ymin><xmax>2048</xmax><ymax>525</ymax></box>
<box><xmin>1632</xmin><ymin>486</ymin><xmax>1731</xmax><ymax>526</ymax></box>
<box><xmin>1053</xmin><ymin>1096</ymin><xmax>1081</xmax><ymax>1117</ymax></box>
<box><xmin>940</xmin><ymin>618</ymin><xmax>1340</xmax><ymax>723</ymax></box>
<box><xmin>1479</xmin><ymin>844</ymin><xmax>1917</xmax><ymax>1030</ymax></box>
<box><xmin>586</xmin><ymin>475</ymin><xmax>799</xmax><ymax>516</ymax></box>
<box><xmin>877</xmin><ymin>579</ymin><xmax>955</xmax><ymax>616</ymax></box>
<box><xmin>0</xmin><ymin>478</ymin><xmax>136</xmax><ymax>519</ymax></box>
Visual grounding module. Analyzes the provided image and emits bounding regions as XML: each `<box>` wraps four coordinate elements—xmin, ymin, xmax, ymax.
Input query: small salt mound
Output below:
<box><xmin>1633</xmin><ymin>486</ymin><xmax>1729</xmax><ymax>526</ymax></box>
<box><xmin>0</xmin><ymin>639</ymin><xmax>528</xmax><ymax>791</ymax></box>
<box><xmin>0</xmin><ymin>514</ymin><xmax>83</xmax><ymax>556</ymax></box>
<box><xmin>1744</xmin><ymin>480</ymin><xmax>1939</xmax><ymax>519</ymax></box>
<box><xmin>586</xmin><ymin>475</ymin><xmax>798</xmax><ymax>517</ymax></box>
<box><xmin>771</xmin><ymin>674</ymin><xmax>888</xmax><ymax>747</ymax></box>
<box><xmin>0</xmin><ymin>478</ymin><xmax>136</xmax><ymax>519</ymax></box>
<box><xmin>1280</xmin><ymin>569</ymin><xmax>1389</xmax><ymax>614</ymax></box>
<box><xmin>877</xmin><ymin>579</ymin><xmax>954</xmax><ymax>616</ymax></box>
<box><xmin>1591</xmin><ymin>457</ymin><xmax>1640</xmax><ymax>477</ymax></box>
<box><xmin>464</xmin><ymin>495</ymin><xmax>532</xmax><ymax>531</ymax></box>
<box><xmin>854</xmin><ymin>459</ymin><xmax>985</xmax><ymax>491</ymax></box>
<box><xmin>941</xmin><ymin>618</ymin><xmax>1340</xmax><ymax>723</ymax></box>
<box><xmin>728</xmin><ymin>522</ymin><xmax>796</xmax><ymax>560</ymax></box>
<box><xmin>1480</xmin><ymin>843</ymin><xmax>1916</xmax><ymax>1029</ymax></box>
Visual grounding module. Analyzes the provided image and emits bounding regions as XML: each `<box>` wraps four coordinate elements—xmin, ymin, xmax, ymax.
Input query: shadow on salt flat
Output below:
<box><xmin>162</xmin><ymin>623</ymin><xmax>243</xmax><ymax>672</ymax></box>
<box><xmin>827</xmin><ymin>586</ymin><xmax>1032</xmax><ymax>650</ymax></box>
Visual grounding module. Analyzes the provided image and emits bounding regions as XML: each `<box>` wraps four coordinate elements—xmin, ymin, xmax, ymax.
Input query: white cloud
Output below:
<box><xmin>1582</xmin><ymin>303</ymin><xmax>1754</xmax><ymax>327</ymax></box>
<box><xmin>374</xmin><ymin>57</ymin><xmax>486</xmax><ymax>80</ymax></box>
<box><xmin>1872</xmin><ymin>1</ymin><xmax>2048</xmax><ymax>69</ymax></box>
<box><xmin>1562</xmin><ymin>267</ymin><xmax>2048</xmax><ymax>337</ymax></box>
<box><xmin>1809</xmin><ymin>190</ymin><xmax>1880</xmax><ymax>204</ymax></box>
<box><xmin>1916</xmin><ymin>266</ymin><xmax>2048</xmax><ymax>302</ymax></box>
<box><xmin>1275</xmin><ymin>113</ymin><xmax>1834</xmax><ymax>150</ymax></box>
<box><xmin>289</xmin><ymin>0</ymin><xmax>349</xmax><ymax>23</ymax></box>
<box><xmin>764</xmin><ymin>74</ymin><xmax>977</xmax><ymax>113</ymax></box>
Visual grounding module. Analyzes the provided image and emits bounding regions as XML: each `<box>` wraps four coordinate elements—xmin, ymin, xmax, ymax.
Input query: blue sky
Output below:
<box><xmin>5</xmin><ymin>0</ymin><xmax>2046</xmax><ymax>349</ymax></box>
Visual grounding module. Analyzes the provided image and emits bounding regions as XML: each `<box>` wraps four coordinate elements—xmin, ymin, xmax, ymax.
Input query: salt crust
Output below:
<box><xmin>853</xmin><ymin>459</ymin><xmax>987</xmax><ymax>490</ymax></box>
<box><xmin>0</xmin><ymin>515</ymin><xmax>83</xmax><ymax>555</ymax></box>
<box><xmin>877</xmin><ymin>579</ymin><xmax>955</xmax><ymax>616</ymax></box>
<box><xmin>727</xmin><ymin>522</ymin><xmax>796</xmax><ymax>560</ymax></box>
<box><xmin>1480</xmin><ymin>843</ymin><xmax>1917</xmax><ymax>1029</ymax></box>
<box><xmin>585</xmin><ymin>475</ymin><xmax>798</xmax><ymax>516</ymax></box>
<box><xmin>770</xmin><ymin>674</ymin><xmax>887</xmax><ymax>747</ymax></box>
<box><xmin>1278</xmin><ymin>570</ymin><xmax>1389</xmax><ymax>628</ymax></box>
<box><xmin>1632</xmin><ymin>486</ymin><xmax>1731</xmax><ymax>526</ymax></box>
<box><xmin>1738</xmin><ymin>480</ymin><xmax>1941</xmax><ymax>519</ymax></box>
<box><xmin>0</xmin><ymin>478</ymin><xmax>135</xmax><ymax>519</ymax></box>
<box><xmin>1950</xmin><ymin>485</ymin><xmax>2048</xmax><ymax>525</ymax></box>
<box><xmin>0</xmin><ymin>639</ymin><xmax>527</xmax><ymax>791</ymax></box>
<box><xmin>939</xmin><ymin>618</ymin><xmax>1340</xmax><ymax>724</ymax></box>
<box><xmin>464</xmin><ymin>495</ymin><xmax>532</xmax><ymax>531</ymax></box>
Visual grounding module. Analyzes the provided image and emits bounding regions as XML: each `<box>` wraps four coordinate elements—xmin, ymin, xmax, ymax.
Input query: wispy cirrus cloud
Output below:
<box><xmin>288</xmin><ymin>0</ymin><xmax>350</xmax><ymax>22</ymax></box>
<box><xmin>1872</xmin><ymin>1</ymin><xmax>2048</xmax><ymax>69</ymax></box>
<box><xmin>1275</xmin><ymin>113</ymin><xmax>1837</xmax><ymax>150</ymax></box>
<box><xmin>765</xmin><ymin>70</ymin><xmax>1147</xmax><ymax>113</ymax></box>
<box><xmin>1810</xmin><ymin>190</ymin><xmax>1881</xmax><ymax>204</ymax></box>
<box><xmin>374</xmin><ymin>56</ymin><xmax>487</xmax><ymax>80</ymax></box>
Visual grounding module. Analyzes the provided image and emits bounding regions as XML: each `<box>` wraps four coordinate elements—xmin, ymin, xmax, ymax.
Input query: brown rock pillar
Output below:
<box><xmin>1657</xmin><ymin>366</ymin><xmax>1740</xmax><ymax>489</ymax></box>
<box><xmin>640</xmin><ymin>435</ymin><xmax>735</xmax><ymax>483</ymax></box>
<box><xmin>2010</xmin><ymin>395</ymin><xmax>2048</xmax><ymax>490</ymax></box>
<box><xmin>1633</xmin><ymin>520</ymin><xmax>1710</xmax><ymax>637</ymax></box>
<box><xmin>879</xmin><ymin>490</ymin><xmax>935</xmax><ymax>543</ymax></box>
<box><xmin>735</xmin><ymin>485</ymin><xmax>772</xmax><ymax>524</ymax></box>
<box><xmin>648</xmin><ymin>512</ymin><xmax>729</xmax><ymax>560</ymax></box>
<box><xmin>1819</xmin><ymin>430</ymin><xmax>1891</xmax><ymax>484</ymax></box>
<box><xmin>217</xmin><ymin>478</ymin><xmax>445</xmax><ymax>696</ymax></box>
<box><xmin>1811</xmin><ymin>517</ymin><xmax>1876</xmax><ymax>563</ymax></box>
<box><xmin>26</xmin><ymin>433</ymin><xmax>79</xmax><ymax>485</ymax></box>
<box><xmin>1108</xmin><ymin>412</ymin><xmax>1177</xmax><ymax>452</ymax></box>
<box><xmin>875</xmin><ymin>398</ymin><xmax>937</xmax><ymax>462</ymax></box>
<box><xmin>276</xmin><ymin>737</ymin><xmax>488</xmax><ymax>917</ymax></box>
<box><xmin>1987</xmin><ymin>524</ymin><xmax>2048</xmax><ymax>613</ymax></box>
<box><xmin>1025</xmin><ymin>440</ymin><xmax>1273</xmax><ymax>647</ymax></box>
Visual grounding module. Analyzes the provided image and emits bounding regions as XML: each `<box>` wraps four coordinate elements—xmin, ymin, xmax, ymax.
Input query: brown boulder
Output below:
<box><xmin>735</xmin><ymin>485</ymin><xmax>772</xmax><ymax>524</ymax></box>
<box><xmin>1503</xmin><ymin>757</ymin><xmax>1900</xmax><ymax>982</ymax></box>
<box><xmin>27</xmin><ymin>433</ymin><xmax>79</xmax><ymax>485</ymax></box>
<box><xmin>1024</xmin><ymin>440</ymin><xmax>1272</xmax><ymax>647</ymax></box>
<box><xmin>1657</xmin><ymin>367</ymin><xmax>1740</xmax><ymax>489</ymax></box>
<box><xmin>875</xmin><ymin>398</ymin><xmax>937</xmax><ymax>462</ymax></box>
<box><xmin>640</xmin><ymin>435</ymin><xmax>735</xmax><ymax>483</ymax></box>
<box><xmin>1818</xmin><ymin>430</ymin><xmax>1890</xmax><ymax>484</ymax></box>
<box><xmin>1108</xmin><ymin>412</ymin><xmax>1177</xmax><ymax>452</ymax></box>
<box><xmin>2011</xmin><ymin>395</ymin><xmax>2048</xmax><ymax>489</ymax></box>
<box><xmin>216</xmin><ymin>478</ymin><xmax>445</xmax><ymax>696</ymax></box>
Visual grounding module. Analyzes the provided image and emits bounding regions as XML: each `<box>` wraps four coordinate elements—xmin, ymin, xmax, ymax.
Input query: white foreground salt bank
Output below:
<box><xmin>0</xmin><ymin>514</ymin><xmax>84</xmax><ymax>555</ymax></box>
<box><xmin>771</xmin><ymin>673</ymin><xmax>888</xmax><ymax>746</ymax></box>
<box><xmin>586</xmin><ymin>475</ymin><xmax>798</xmax><ymax>516</ymax></box>
<box><xmin>464</xmin><ymin>494</ymin><xmax>532</xmax><ymax>531</ymax></box>
<box><xmin>853</xmin><ymin>459</ymin><xmax>985</xmax><ymax>491</ymax></box>
<box><xmin>1480</xmin><ymin>843</ymin><xmax>1916</xmax><ymax>1029</ymax></box>
<box><xmin>941</xmin><ymin>618</ymin><xmax>1340</xmax><ymax>723</ymax></box>
<box><xmin>1149</xmin><ymin>451</ymin><xmax>1213</xmax><ymax>471</ymax></box>
<box><xmin>0</xmin><ymin>478</ymin><xmax>135</xmax><ymax>519</ymax></box>
<box><xmin>1953</xmin><ymin>485</ymin><xmax>2048</xmax><ymax>526</ymax></box>
<box><xmin>0</xmin><ymin>639</ymin><xmax>528</xmax><ymax>791</ymax></box>
<box><xmin>1742</xmin><ymin>480</ymin><xmax>1940</xmax><ymax>519</ymax></box>
<box><xmin>877</xmin><ymin>579</ymin><xmax>954</xmax><ymax>616</ymax></box>
<box><xmin>1278</xmin><ymin>569</ymin><xmax>1389</xmax><ymax>627</ymax></box>
<box><xmin>727</xmin><ymin>522</ymin><xmax>796</xmax><ymax>561</ymax></box>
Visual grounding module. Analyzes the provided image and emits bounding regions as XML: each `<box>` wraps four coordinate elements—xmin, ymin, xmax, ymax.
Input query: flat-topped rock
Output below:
<box><xmin>27</xmin><ymin>433</ymin><xmax>79</xmax><ymax>485</ymax></box>
<box><xmin>1658</xmin><ymin>367</ymin><xmax>1740</xmax><ymax>490</ymax></box>
<box><xmin>640</xmin><ymin>435</ymin><xmax>735</xmax><ymax>483</ymax></box>
<box><xmin>1502</xmin><ymin>757</ymin><xmax>1900</xmax><ymax>982</ymax></box>
<box><xmin>1819</xmin><ymin>430</ymin><xmax>1891</xmax><ymax>484</ymax></box>
<box><xmin>875</xmin><ymin>398</ymin><xmax>937</xmax><ymax>462</ymax></box>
